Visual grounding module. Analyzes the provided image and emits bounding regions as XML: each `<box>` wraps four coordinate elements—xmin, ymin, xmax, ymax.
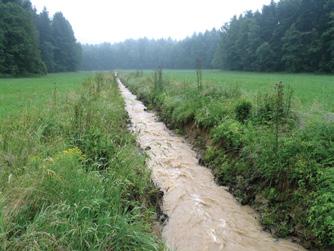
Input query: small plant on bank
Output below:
<box><xmin>153</xmin><ymin>67</ymin><xmax>163</xmax><ymax>94</ymax></box>
<box><xmin>95</xmin><ymin>72</ymin><xmax>104</xmax><ymax>94</ymax></box>
<box><xmin>196</xmin><ymin>58</ymin><xmax>203</xmax><ymax>92</ymax></box>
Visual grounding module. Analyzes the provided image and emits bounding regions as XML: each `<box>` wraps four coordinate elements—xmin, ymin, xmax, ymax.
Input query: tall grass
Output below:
<box><xmin>0</xmin><ymin>74</ymin><xmax>162</xmax><ymax>250</ymax></box>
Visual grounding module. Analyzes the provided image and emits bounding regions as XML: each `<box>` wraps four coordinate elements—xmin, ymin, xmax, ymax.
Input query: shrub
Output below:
<box><xmin>308</xmin><ymin>168</ymin><xmax>334</xmax><ymax>247</ymax></box>
<box><xmin>255</xmin><ymin>83</ymin><xmax>294</xmax><ymax>125</ymax></box>
<box><xmin>235</xmin><ymin>100</ymin><xmax>252</xmax><ymax>123</ymax></box>
<box><xmin>211</xmin><ymin>118</ymin><xmax>244</xmax><ymax>150</ymax></box>
<box><xmin>300</xmin><ymin>122</ymin><xmax>334</xmax><ymax>167</ymax></box>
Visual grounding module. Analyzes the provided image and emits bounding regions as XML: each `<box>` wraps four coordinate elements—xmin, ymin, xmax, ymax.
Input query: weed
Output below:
<box><xmin>196</xmin><ymin>58</ymin><xmax>203</xmax><ymax>91</ymax></box>
<box><xmin>211</xmin><ymin>119</ymin><xmax>244</xmax><ymax>150</ymax></box>
<box><xmin>235</xmin><ymin>100</ymin><xmax>252</xmax><ymax>123</ymax></box>
<box><xmin>153</xmin><ymin>67</ymin><xmax>163</xmax><ymax>94</ymax></box>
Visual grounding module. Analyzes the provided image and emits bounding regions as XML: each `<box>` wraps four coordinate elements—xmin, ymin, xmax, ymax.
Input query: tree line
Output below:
<box><xmin>81</xmin><ymin>0</ymin><xmax>334</xmax><ymax>73</ymax></box>
<box><xmin>1</xmin><ymin>0</ymin><xmax>333</xmax><ymax>75</ymax></box>
<box><xmin>81</xmin><ymin>29</ymin><xmax>221</xmax><ymax>70</ymax></box>
<box><xmin>0</xmin><ymin>0</ymin><xmax>81</xmax><ymax>76</ymax></box>
<box><xmin>214</xmin><ymin>0</ymin><xmax>334</xmax><ymax>72</ymax></box>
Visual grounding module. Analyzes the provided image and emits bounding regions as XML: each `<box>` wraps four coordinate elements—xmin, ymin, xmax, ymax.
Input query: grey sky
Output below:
<box><xmin>31</xmin><ymin>0</ymin><xmax>272</xmax><ymax>44</ymax></box>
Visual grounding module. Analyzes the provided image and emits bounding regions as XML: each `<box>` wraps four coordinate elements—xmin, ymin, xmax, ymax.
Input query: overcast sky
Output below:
<box><xmin>31</xmin><ymin>0</ymin><xmax>272</xmax><ymax>44</ymax></box>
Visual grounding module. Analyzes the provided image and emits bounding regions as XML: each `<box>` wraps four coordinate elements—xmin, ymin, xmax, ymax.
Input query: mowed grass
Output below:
<box><xmin>151</xmin><ymin>70</ymin><xmax>334</xmax><ymax>113</ymax></box>
<box><xmin>0</xmin><ymin>72</ymin><xmax>93</xmax><ymax>118</ymax></box>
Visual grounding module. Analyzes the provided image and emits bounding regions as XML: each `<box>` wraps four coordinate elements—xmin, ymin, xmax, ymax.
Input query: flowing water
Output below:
<box><xmin>118</xmin><ymin>79</ymin><xmax>305</xmax><ymax>251</ymax></box>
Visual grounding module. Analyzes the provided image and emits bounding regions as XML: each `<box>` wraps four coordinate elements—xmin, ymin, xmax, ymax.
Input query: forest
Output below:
<box><xmin>81</xmin><ymin>0</ymin><xmax>334</xmax><ymax>73</ymax></box>
<box><xmin>215</xmin><ymin>0</ymin><xmax>334</xmax><ymax>72</ymax></box>
<box><xmin>80</xmin><ymin>30</ymin><xmax>221</xmax><ymax>70</ymax></box>
<box><xmin>1</xmin><ymin>0</ymin><xmax>333</xmax><ymax>75</ymax></box>
<box><xmin>0</xmin><ymin>0</ymin><xmax>81</xmax><ymax>76</ymax></box>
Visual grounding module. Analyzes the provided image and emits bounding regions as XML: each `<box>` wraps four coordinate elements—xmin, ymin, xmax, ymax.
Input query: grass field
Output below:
<box><xmin>140</xmin><ymin>70</ymin><xmax>334</xmax><ymax>113</ymax></box>
<box><xmin>0</xmin><ymin>72</ymin><xmax>93</xmax><ymax>118</ymax></box>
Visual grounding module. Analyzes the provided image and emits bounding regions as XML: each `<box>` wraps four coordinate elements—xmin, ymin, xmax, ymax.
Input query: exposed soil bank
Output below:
<box><xmin>118</xmin><ymin>79</ymin><xmax>304</xmax><ymax>251</ymax></box>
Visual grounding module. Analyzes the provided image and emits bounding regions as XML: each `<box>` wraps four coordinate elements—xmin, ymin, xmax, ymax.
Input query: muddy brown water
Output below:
<box><xmin>118</xmin><ymin>79</ymin><xmax>305</xmax><ymax>251</ymax></box>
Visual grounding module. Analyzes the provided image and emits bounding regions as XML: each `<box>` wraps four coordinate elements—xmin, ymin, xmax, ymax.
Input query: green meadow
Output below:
<box><xmin>0</xmin><ymin>72</ymin><xmax>93</xmax><ymax>118</ymax></box>
<box><xmin>156</xmin><ymin>70</ymin><xmax>334</xmax><ymax>113</ymax></box>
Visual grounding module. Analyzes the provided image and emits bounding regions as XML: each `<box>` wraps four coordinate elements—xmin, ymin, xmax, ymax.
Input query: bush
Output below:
<box><xmin>300</xmin><ymin>122</ymin><xmax>334</xmax><ymax>167</ymax></box>
<box><xmin>255</xmin><ymin>83</ymin><xmax>294</xmax><ymax>125</ymax></box>
<box><xmin>235</xmin><ymin>100</ymin><xmax>252</xmax><ymax>123</ymax></box>
<box><xmin>308</xmin><ymin>168</ymin><xmax>334</xmax><ymax>247</ymax></box>
<box><xmin>211</xmin><ymin>119</ymin><xmax>244</xmax><ymax>150</ymax></box>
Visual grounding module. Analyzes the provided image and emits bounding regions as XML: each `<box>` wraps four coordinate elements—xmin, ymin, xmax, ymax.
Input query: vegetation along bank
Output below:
<box><xmin>122</xmin><ymin>71</ymin><xmax>334</xmax><ymax>250</ymax></box>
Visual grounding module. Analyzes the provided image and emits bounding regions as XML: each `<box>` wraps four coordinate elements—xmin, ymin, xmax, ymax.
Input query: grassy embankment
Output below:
<box><xmin>0</xmin><ymin>73</ymin><xmax>162</xmax><ymax>250</ymax></box>
<box><xmin>122</xmin><ymin>70</ymin><xmax>334</xmax><ymax>249</ymax></box>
